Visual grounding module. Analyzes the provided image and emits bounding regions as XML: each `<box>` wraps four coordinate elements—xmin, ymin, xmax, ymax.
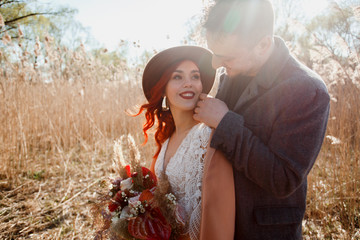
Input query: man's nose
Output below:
<box><xmin>212</xmin><ymin>55</ymin><xmax>223</xmax><ymax>69</ymax></box>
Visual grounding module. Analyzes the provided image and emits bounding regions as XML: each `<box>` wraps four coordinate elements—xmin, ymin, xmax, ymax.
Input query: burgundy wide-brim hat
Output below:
<box><xmin>142</xmin><ymin>46</ymin><xmax>216</xmax><ymax>101</ymax></box>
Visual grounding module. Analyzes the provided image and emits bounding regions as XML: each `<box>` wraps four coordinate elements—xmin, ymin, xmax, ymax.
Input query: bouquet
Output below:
<box><xmin>92</xmin><ymin>135</ymin><xmax>186</xmax><ymax>240</ymax></box>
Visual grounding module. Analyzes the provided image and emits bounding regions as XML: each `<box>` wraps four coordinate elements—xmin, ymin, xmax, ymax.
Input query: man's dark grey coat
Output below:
<box><xmin>211</xmin><ymin>37</ymin><xmax>330</xmax><ymax>240</ymax></box>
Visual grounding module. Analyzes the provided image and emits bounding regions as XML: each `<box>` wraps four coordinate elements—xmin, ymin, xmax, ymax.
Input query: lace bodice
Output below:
<box><xmin>155</xmin><ymin>123</ymin><xmax>212</xmax><ymax>240</ymax></box>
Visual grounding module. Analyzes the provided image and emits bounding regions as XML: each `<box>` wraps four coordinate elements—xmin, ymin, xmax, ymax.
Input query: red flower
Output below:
<box><xmin>108</xmin><ymin>202</ymin><xmax>119</xmax><ymax>212</ymax></box>
<box><xmin>108</xmin><ymin>191</ymin><xmax>127</xmax><ymax>212</ymax></box>
<box><xmin>139</xmin><ymin>189</ymin><xmax>154</xmax><ymax>202</ymax></box>
<box><xmin>142</xmin><ymin>167</ymin><xmax>157</xmax><ymax>189</ymax></box>
<box><xmin>128</xmin><ymin>207</ymin><xmax>171</xmax><ymax>240</ymax></box>
<box><xmin>125</xmin><ymin>165</ymin><xmax>131</xmax><ymax>178</ymax></box>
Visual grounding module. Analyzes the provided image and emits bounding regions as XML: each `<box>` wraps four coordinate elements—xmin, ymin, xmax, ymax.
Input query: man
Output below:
<box><xmin>193</xmin><ymin>0</ymin><xmax>330</xmax><ymax>239</ymax></box>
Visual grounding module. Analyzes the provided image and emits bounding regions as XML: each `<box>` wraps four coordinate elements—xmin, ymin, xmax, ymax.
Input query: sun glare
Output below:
<box><xmin>302</xmin><ymin>0</ymin><xmax>329</xmax><ymax>18</ymax></box>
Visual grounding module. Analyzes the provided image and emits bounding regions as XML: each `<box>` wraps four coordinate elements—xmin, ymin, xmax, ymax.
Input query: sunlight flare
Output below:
<box><xmin>302</xmin><ymin>0</ymin><xmax>329</xmax><ymax>18</ymax></box>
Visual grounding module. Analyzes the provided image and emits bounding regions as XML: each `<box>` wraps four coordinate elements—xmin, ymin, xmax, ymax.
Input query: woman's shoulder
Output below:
<box><xmin>200</xmin><ymin>123</ymin><xmax>212</xmax><ymax>135</ymax></box>
<box><xmin>191</xmin><ymin>123</ymin><xmax>212</xmax><ymax>142</ymax></box>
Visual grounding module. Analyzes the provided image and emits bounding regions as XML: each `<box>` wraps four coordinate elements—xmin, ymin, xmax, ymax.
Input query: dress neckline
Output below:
<box><xmin>161</xmin><ymin>123</ymin><xmax>201</xmax><ymax>174</ymax></box>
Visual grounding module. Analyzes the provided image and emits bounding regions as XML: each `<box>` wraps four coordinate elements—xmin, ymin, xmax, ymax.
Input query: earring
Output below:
<box><xmin>162</xmin><ymin>96</ymin><xmax>169</xmax><ymax>111</ymax></box>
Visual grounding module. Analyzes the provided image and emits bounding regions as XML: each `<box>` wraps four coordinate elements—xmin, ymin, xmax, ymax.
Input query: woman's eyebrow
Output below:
<box><xmin>173</xmin><ymin>69</ymin><xmax>200</xmax><ymax>73</ymax></box>
<box><xmin>174</xmin><ymin>69</ymin><xmax>200</xmax><ymax>73</ymax></box>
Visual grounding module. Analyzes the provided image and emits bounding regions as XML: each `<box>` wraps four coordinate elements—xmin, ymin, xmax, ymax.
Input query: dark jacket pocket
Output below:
<box><xmin>254</xmin><ymin>206</ymin><xmax>303</xmax><ymax>226</ymax></box>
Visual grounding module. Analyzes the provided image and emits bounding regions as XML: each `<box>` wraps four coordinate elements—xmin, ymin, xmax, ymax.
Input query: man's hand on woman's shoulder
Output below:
<box><xmin>193</xmin><ymin>93</ymin><xmax>229</xmax><ymax>129</ymax></box>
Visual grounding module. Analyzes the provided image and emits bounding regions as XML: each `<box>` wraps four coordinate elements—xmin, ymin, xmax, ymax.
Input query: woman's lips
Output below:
<box><xmin>179</xmin><ymin>91</ymin><xmax>195</xmax><ymax>99</ymax></box>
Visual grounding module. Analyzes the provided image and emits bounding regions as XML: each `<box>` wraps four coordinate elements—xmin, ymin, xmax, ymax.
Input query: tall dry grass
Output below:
<box><xmin>0</xmin><ymin>31</ymin><xmax>359</xmax><ymax>239</ymax></box>
<box><xmin>302</xmin><ymin>40</ymin><xmax>360</xmax><ymax>239</ymax></box>
<box><xmin>0</xmin><ymin>35</ymin><xmax>155</xmax><ymax>239</ymax></box>
<box><xmin>0</xmin><ymin>35</ymin><xmax>155</xmax><ymax>177</ymax></box>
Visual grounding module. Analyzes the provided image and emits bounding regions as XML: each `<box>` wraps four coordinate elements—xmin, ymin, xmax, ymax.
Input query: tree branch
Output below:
<box><xmin>4</xmin><ymin>11</ymin><xmax>65</xmax><ymax>26</ymax></box>
<box><xmin>0</xmin><ymin>25</ymin><xmax>16</xmax><ymax>34</ymax></box>
<box><xmin>0</xmin><ymin>0</ymin><xmax>23</xmax><ymax>8</ymax></box>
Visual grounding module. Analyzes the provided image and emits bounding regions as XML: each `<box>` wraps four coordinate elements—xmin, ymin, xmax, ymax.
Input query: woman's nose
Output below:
<box><xmin>183</xmin><ymin>76</ymin><xmax>192</xmax><ymax>87</ymax></box>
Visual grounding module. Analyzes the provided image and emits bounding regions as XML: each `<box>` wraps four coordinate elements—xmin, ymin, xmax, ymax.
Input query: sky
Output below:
<box><xmin>39</xmin><ymin>0</ymin><xmax>330</xmax><ymax>58</ymax></box>
<box><xmin>45</xmin><ymin>0</ymin><xmax>206</xmax><ymax>55</ymax></box>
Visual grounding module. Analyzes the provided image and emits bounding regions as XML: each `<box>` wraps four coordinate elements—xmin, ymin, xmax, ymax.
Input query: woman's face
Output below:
<box><xmin>165</xmin><ymin>60</ymin><xmax>203</xmax><ymax>112</ymax></box>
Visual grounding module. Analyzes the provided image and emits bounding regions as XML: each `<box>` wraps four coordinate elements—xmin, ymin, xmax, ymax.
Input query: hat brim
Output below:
<box><xmin>142</xmin><ymin>46</ymin><xmax>216</xmax><ymax>101</ymax></box>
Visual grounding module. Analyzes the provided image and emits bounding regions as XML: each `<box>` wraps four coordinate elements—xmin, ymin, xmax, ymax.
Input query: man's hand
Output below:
<box><xmin>193</xmin><ymin>93</ymin><xmax>229</xmax><ymax>129</ymax></box>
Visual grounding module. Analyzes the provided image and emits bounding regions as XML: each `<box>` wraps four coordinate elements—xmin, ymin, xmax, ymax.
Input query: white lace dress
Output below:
<box><xmin>154</xmin><ymin>123</ymin><xmax>212</xmax><ymax>240</ymax></box>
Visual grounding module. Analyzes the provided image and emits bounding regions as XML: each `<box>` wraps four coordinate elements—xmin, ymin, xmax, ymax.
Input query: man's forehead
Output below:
<box><xmin>207</xmin><ymin>34</ymin><xmax>242</xmax><ymax>56</ymax></box>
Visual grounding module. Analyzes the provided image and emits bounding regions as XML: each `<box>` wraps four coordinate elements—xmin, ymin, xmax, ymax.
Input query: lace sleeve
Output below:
<box><xmin>187</xmin><ymin>125</ymin><xmax>212</xmax><ymax>240</ymax></box>
<box><xmin>158</xmin><ymin>124</ymin><xmax>212</xmax><ymax>240</ymax></box>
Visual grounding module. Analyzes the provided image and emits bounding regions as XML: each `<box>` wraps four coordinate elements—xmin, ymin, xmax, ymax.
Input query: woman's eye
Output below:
<box><xmin>172</xmin><ymin>74</ymin><xmax>182</xmax><ymax>80</ymax></box>
<box><xmin>192</xmin><ymin>74</ymin><xmax>201</xmax><ymax>80</ymax></box>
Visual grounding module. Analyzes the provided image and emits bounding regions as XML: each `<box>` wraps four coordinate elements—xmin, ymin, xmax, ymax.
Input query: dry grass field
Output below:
<box><xmin>0</xmin><ymin>34</ymin><xmax>359</xmax><ymax>239</ymax></box>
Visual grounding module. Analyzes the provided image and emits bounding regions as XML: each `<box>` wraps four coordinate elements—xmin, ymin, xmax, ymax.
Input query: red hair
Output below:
<box><xmin>135</xmin><ymin>61</ymin><xmax>183</xmax><ymax>163</ymax></box>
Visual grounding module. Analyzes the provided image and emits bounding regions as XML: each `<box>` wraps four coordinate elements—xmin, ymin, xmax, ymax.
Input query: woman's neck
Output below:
<box><xmin>171</xmin><ymin>109</ymin><xmax>198</xmax><ymax>136</ymax></box>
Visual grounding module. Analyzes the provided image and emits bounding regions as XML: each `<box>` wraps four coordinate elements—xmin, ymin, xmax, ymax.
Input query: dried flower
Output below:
<box><xmin>34</xmin><ymin>37</ymin><xmax>41</xmax><ymax>56</ymax></box>
<box><xmin>93</xmin><ymin>162</ymin><xmax>181</xmax><ymax>239</ymax></box>
<box><xmin>353</xmin><ymin>6</ymin><xmax>360</xmax><ymax>21</ymax></box>
<box><xmin>17</xmin><ymin>24</ymin><xmax>23</xmax><ymax>38</ymax></box>
<box><xmin>326</xmin><ymin>135</ymin><xmax>341</xmax><ymax>145</ymax></box>
<box><xmin>0</xmin><ymin>13</ymin><xmax>4</xmax><ymax>27</ymax></box>
<box><xmin>44</xmin><ymin>35</ymin><xmax>54</xmax><ymax>43</ymax></box>
<box><xmin>113</xmin><ymin>134</ymin><xmax>141</xmax><ymax>174</ymax></box>
<box><xmin>165</xmin><ymin>193</ymin><xmax>177</xmax><ymax>206</ymax></box>
<box><xmin>120</xmin><ymin>178</ymin><xmax>133</xmax><ymax>191</ymax></box>
<box><xmin>2</xmin><ymin>32</ymin><xmax>11</xmax><ymax>45</ymax></box>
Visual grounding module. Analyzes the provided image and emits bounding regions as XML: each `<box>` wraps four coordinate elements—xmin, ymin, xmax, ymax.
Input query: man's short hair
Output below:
<box><xmin>204</xmin><ymin>0</ymin><xmax>274</xmax><ymax>45</ymax></box>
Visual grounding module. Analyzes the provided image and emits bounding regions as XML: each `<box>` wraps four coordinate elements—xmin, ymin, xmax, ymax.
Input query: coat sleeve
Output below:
<box><xmin>210</xmin><ymin>83</ymin><xmax>330</xmax><ymax>198</ymax></box>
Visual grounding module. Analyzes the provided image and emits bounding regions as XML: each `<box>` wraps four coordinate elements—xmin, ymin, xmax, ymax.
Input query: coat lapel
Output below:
<box><xmin>219</xmin><ymin>37</ymin><xmax>291</xmax><ymax>112</ymax></box>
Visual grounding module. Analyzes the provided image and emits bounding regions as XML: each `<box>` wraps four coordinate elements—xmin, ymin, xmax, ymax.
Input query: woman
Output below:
<box><xmin>137</xmin><ymin>46</ymin><xmax>235</xmax><ymax>240</ymax></box>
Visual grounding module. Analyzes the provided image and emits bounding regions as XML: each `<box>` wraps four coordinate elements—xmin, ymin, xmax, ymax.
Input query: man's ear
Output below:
<box><xmin>255</xmin><ymin>35</ymin><xmax>273</xmax><ymax>56</ymax></box>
